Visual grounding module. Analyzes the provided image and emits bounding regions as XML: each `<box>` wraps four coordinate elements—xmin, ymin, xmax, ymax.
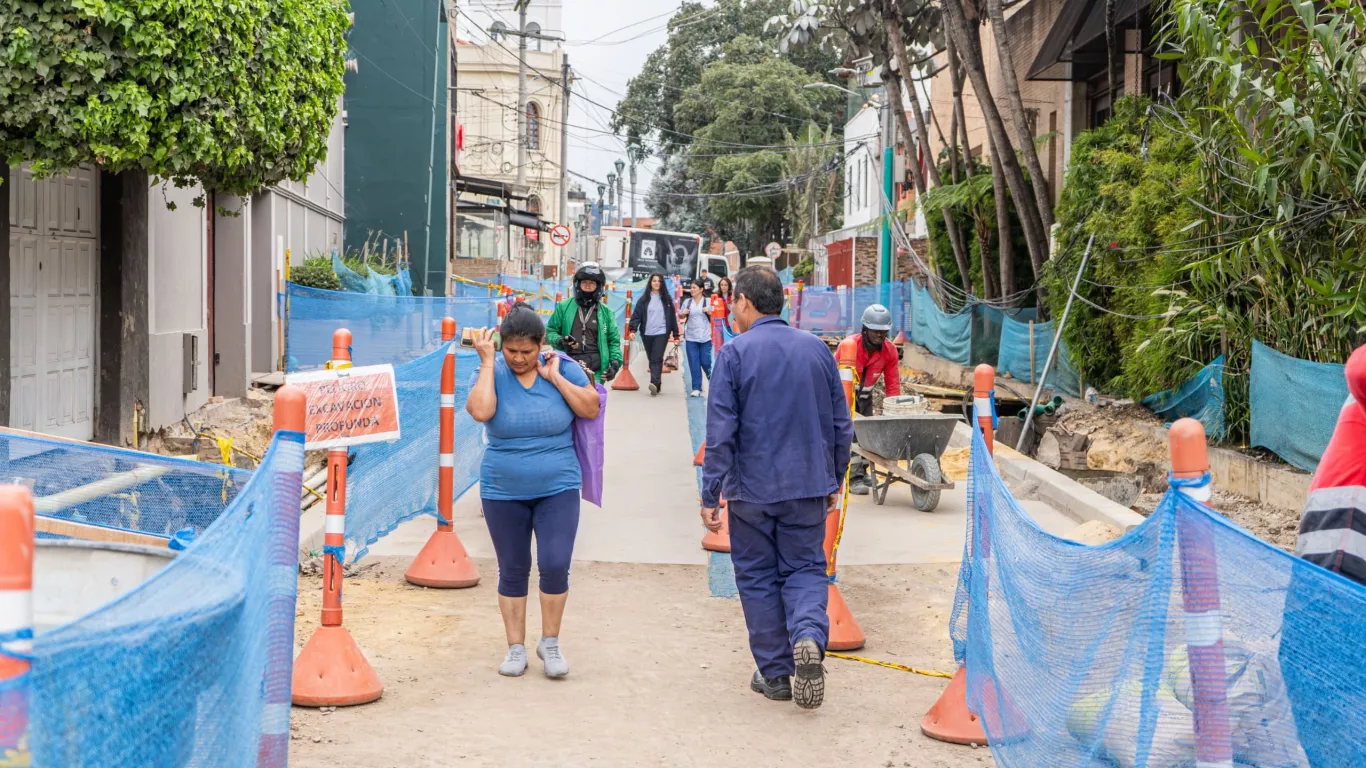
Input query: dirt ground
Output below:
<box><xmin>288</xmin><ymin>556</ymin><xmax>994</xmax><ymax>768</ymax></box>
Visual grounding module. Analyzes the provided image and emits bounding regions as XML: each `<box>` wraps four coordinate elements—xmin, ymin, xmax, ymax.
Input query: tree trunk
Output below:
<box><xmin>941</xmin><ymin>0</ymin><xmax>1050</xmax><ymax>281</ymax></box>
<box><xmin>986</xmin><ymin>130</ymin><xmax>1015</xmax><ymax>299</ymax></box>
<box><xmin>985</xmin><ymin>0</ymin><xmax>1055</xmax><ymax>231</ymax></box>
<box><xmin>976</xmin><ymin>216</ymin><xmax>999</xmax><ymax>299</ymax></box>
<box><xmin>881</xmin><ymin>68</ymin><xmax>973</xmax><ymax>296</ymax></box>
<box><xmin>881</xmin><ymin>11</ymin><xmax>972</xmax><ymax>296</ymax></box>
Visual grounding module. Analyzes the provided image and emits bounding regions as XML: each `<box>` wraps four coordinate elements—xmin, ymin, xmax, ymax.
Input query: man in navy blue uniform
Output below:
<box><xmin>700</xmin><ymin>266</ymin><xmax>853</xmax><ymax>710</ymax></box>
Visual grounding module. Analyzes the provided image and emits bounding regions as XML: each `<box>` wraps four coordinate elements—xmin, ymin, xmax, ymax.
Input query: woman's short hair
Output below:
<box><xmin>500</xmin><ymin>302</ymin><xmax>545</xmax><ymax>343</ymax></box>
<box><xmin>733</xmin><ymin>267</ymin><xmax>784</xmax><ymax>315</ymax></box>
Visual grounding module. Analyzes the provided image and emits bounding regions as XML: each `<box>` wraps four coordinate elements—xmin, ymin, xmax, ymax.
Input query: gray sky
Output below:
<box><xmin>560</xmin><ymin>0</ymin><xmax>679</xmax><ymax>219</ymax></box>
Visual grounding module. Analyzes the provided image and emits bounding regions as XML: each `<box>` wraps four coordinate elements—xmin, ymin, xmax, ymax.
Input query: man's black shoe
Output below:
<box><xmin>749</xmin><ymin>670</ymin><xmax>792</xmax><ymax>701</ymax></box>
<box><xmin>792</xmin><ymin>637</ymin><xmax>826</xmax><ymax>710</ymax></box>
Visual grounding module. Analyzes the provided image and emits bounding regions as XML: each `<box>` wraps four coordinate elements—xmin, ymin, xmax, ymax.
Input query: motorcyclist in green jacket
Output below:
<box><xmin>546</xmin><ymin>262</ymin><xmax>623</xmax><ymax>384</ymax></box>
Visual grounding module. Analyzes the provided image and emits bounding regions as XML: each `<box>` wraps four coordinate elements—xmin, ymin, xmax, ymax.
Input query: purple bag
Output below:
<box><xmin>556</xmin><ymin>352</ymin><xmax>608</xmax><ymax>506</ymax></box>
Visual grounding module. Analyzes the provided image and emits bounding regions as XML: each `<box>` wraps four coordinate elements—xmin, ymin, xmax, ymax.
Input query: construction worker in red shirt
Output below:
<box><xmin>846</xmin><ymin>304</ymin><xmax>900</xmax><ymax>494</ymax></box>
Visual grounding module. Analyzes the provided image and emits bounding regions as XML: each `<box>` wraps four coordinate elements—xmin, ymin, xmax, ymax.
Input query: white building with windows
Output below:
<box><xmin>454</xmin><ymin>0</ymin><xmax>569</xmax><ymax>277</ymax></box>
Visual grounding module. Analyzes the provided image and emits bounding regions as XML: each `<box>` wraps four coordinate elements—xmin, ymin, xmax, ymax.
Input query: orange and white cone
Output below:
<box><xmin>293</xmin><ymin>329</ymin><xmax>384</xmax><ymax>707</ymax></box>
<box><xmin>405</xmin><ymin>318</ymin><xmax>481</xmax><ymax>589</ymax></box>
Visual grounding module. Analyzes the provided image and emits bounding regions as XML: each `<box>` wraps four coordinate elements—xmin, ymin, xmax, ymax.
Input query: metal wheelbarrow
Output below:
<box><xmin>851</xmin><ymin>414</ymin><xmax>962</xmax><ymax>511</ymax></box>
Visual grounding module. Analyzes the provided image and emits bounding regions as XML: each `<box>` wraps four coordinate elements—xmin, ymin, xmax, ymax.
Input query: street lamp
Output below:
<box><xmin>596</xmin><ymin>183</ymin><xmax>606</xmax><ymax>230</ymax></box>
<box><xmin>614</xmin><ymin>159</ymin><xmax>626</xmax><ymax>226</ymax></box>
<box><xmin>606</xmin><ymin>172</ymin><xmax>616</xmax><ymax>230</ymax></box>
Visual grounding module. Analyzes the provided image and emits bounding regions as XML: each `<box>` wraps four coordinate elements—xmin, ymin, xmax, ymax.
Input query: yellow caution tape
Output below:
<box><xmin>827</xmin><ymin>652</ymin><xmax>953</xmax><ymax>679</ymax></box>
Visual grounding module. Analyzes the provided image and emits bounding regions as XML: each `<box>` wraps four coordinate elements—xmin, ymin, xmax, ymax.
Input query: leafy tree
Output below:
<box><xmin>0</xmin><ymin>0</ymin><xmax>350</xmax><ymax>196</ymax></box>
<box><xmin>611</xmin><ymin>0</ymin><xmax>842</xmax><ymax>160</ymax></box>
<box><xmin>665</xmin><ymin>38</ymin><xmax>835</xmax><ymax>250</ymax></box>
<box><xmin>783</xmin><ymin>123</ymin><xmax>844</xmax><ymax>247</ymax></box>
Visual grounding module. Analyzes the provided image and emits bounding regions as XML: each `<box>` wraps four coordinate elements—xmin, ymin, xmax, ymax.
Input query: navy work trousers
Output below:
<box><xmin>728</xmin><ymin>497</ymin><xmax>830</xmax><ymax>680</ymax></box>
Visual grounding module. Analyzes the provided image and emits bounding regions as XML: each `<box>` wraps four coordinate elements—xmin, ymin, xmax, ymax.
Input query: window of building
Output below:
<box><xmin>526</xmin><ymin>101</ymin><xmax>541</xmax><ymax>150</ymax></box>
<box><xmin>527</xmin><ymin>194</ymin><xmax>542</xmax><ymax>214</ymax></box>
<box><xmin>490</xmin><ymin>21</ymin><xmax>508</xmax><ymax>41</ymax></box>
<box><xmin>526</xmin><ymin>22</ymin><xmax>542</xmax><ymax>52</ymax></box>
<box><xmin>1086</xmin><ymin>70</ymin><xmax>1119</xmax><ymax>129</ymax></box>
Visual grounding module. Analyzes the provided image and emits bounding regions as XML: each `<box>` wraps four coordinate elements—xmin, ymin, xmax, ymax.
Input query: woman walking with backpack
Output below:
<box><xmin>629</xmin><ymin>272</ymin><xmax>680</xmax><ymax>396</ymax></box>
<box><xmin>680</xmin><ymin>279</ymin><xmax>714</xmax><ymax>398</ymax></box>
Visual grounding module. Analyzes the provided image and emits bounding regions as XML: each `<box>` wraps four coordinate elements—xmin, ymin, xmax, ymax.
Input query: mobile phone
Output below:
<box><xmin>459</xmin><ymin>328</ymin><xmax>500</xmax><ymax>349</ymax></box>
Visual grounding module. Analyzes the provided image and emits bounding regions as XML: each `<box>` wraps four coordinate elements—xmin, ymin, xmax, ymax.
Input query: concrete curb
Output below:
<box><xmin>1133</xmin><ymin>422</ymin><xmax>1309</xmax><ymax>512</ymax></box>
<box><xmin>951</xmin><ymin>422</ymin><xmax>1147</xmax><ymax>533</ymax></box>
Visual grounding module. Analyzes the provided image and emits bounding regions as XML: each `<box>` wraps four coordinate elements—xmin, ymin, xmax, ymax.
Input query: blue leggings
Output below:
<box><xmin>685</xmin><ymin>340</ymin><xmax>713</xmax><ymax>390</ymax></box>
<box><xmin>481</xmin><ymin>489</ymin><xmax>581</xmax><ymax>597</ymax></box>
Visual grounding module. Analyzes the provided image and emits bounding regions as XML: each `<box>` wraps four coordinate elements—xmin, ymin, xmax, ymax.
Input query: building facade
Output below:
<box><xmin>453</xmin><ymin>0</ymin><xmax>569</xmax><ymax>278</ymax></box>
<box><xmin>343</xmin><ymin>0</ymin><xmax>451</xmax><ymax>295</ymax></box>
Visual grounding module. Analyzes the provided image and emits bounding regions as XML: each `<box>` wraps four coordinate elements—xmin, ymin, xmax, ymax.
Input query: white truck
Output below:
<box><xmin>591</xmin><ymin>226</ymin><xmax>729</xmax><ymax>284</ymax></box>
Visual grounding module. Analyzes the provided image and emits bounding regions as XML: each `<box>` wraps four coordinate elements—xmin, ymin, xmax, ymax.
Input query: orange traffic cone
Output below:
<box><xmin>693</xmin><ymin>442</ymin><xmax>706</xmax><ymax>466</ymax></box>
<box><xmin>292</xmin><ymin>626</ymin><xmax>385</xmax><ymax>707</ymax></box>
<box><xmin>823</xmin><ymin>504</ymin><xmax>865</xmax><ymax>650</ymax></box>
<box><xmin>893</xmin><ymin>329</ymin><xmax>908</xmax><ymax>346</ymax></box>
<box><xmin>920</xmin><ymin>667</ymin><xmax>986</xmax><ymax>745</ymax></box>
<box><xmin>701</xmin><ymin>501</ymin><xmax>730</xmax><ymax>552</ymax></box>
<box><xmin>406</xmin><ymin>319</ymin><xmax>481</xmax><ymax>589</ymax></box>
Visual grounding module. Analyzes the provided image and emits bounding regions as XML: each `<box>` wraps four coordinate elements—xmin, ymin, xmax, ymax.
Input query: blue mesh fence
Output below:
<box><xmin>971</xmin><ymin>306</ymin><xmax>1038</xmax><ymax>367</ymax></box>
<box><xmin>0</xmin><ymin>434</ymin><xmax>252</xmax><ymax>541</ymax></box>
<box><xmin>789</xmin><ymin>282</ymin><xmax>910</xmax><ymax>340</ymax></box>
<box><xmin>997</xmin><ymin>316</ymin><xmax>1082</xmax><ymax>396</ymax></box>
<box><xmin>26</xmin><ymin>425</ymin><xmax>305</xmax><ymax>765</ymax></box>
<box><xmin>285</xmin><ymin>284</ymin><xmax>499</xmax><ymax>372</ymax></box>
<box><xmin>1142</xmin><ymin>356</ymin><xmax>1228</xmax><ymax>440</ymax></box>
<box><xmin>1250</xmin><ymin>340</ymin><xmax>1349</xmax><ymax>472</ymax></box>
<box><xmin>340</xmin><ymin>344</ymin><xmax>484</xmax><ymax>564</ymax></box>
<box><xmin>952</xmin><ymin>411</ymin><xmax>1365</xmax><ymax>767</ymax></box>
<box><xmin>908</xmin><ymin>282</ymin><xmax>971</xmax><ymax>364</ymax></box>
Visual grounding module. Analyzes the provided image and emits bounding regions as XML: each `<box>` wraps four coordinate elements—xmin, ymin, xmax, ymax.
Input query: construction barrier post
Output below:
<box><xmin>405</xmin><ymin>318</ymin><xmax>481</xmax><ymax>589</ymax></box>
<box><xmin>795</xmin><ymin>280</ymin><xmax>805</xmax><ymax>329</ymax></box>
<box><xmin>701</xmin><ymin>498</ymin><xmax>731</xmax><ymax>553</ymax></box>
<box><xmin>826</xmin><ymin>337</ymin><xmax>865</xmax><ymax>651</ymax></box>
<box><xmin>292</xmin><ymin>329</ymin><xmax>384</xmax><ymax>708</ymax></box>
<box><xmin>613</xmin><ymin>291</ymin><xmax>640</xmax><ymax>391</ymax></box>
<box><xmin>917</xmin><ymin>363</ymin><xmax>1027</xmax><ymax>743</ymax></box>
<box><xmin>258</xmin><ymin>385</ymin><xmax>308</xmax><ymax>766</ymax></box>
<box><xmin>1169</xmin><ymin>418</ymin><xmax>1234</xmax><ymax>767</ymax></box>
<box><xmin>0</xmin><ymin>485</ymin><xmax>34</xmax><ymax>764</ymax></box>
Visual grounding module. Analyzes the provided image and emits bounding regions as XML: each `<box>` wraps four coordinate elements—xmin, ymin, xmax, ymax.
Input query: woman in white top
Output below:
<box><xmin>628</xmin><ymin>272</ymin><xmax>680</xmax><ymax>396</ymax></box>
<box><xmin>679</xmin><ymin>279</ymin><xmax>714</xmax><ymax>397</ymax></box>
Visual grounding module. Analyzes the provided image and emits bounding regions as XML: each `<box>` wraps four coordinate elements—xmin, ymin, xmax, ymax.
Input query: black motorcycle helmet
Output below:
<box><xmin>573</xmin><ymin>262</ymin><xmax>606</xmax><ymax>308</ymax></box>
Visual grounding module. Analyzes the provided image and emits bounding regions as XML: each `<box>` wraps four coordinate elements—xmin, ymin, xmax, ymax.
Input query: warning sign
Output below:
<box><xmin>286</xmin><ymin>364</ymin><xmax>402</xmax><ymax>450</ymax></box>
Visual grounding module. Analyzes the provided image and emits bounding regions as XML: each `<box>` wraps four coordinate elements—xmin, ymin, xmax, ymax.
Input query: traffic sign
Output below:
<box><xmin>525</xmin><ymin>228</ymin><xmax>540</xmax><ymax>241</ymax></box>
<box><xmin>765</xmin><ymin>241</ymin><xmax>781</xmax><ymax>259</ymax></box>
<box><xmin>550</xmin><ymin>224</ymin><xmax>572</xmax><ymax>246</ymax></box>
<box><xmin>286</xmin><ymin>364</ymin><xmax>401</xmax><ymax>450</ymax></box>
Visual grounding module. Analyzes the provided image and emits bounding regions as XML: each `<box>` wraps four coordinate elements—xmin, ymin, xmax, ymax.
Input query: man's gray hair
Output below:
<box><xmin>733</xmin><ymin>266</ymin><xmax>785</xmax><ymax>316</ymax></box>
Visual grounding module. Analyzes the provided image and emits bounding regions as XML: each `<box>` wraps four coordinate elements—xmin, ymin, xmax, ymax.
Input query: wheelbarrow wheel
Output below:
<box><xmin>910</xmin><ymin>453</ymin><xmax>943</xmax><ymax>512</ymax></box>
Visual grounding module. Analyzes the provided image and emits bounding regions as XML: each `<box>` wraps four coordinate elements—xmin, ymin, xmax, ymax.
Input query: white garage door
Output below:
<box><xmin>8</xmin><ymin>164</ymin><xmax>98</xmax><ymax>440</ymax></box>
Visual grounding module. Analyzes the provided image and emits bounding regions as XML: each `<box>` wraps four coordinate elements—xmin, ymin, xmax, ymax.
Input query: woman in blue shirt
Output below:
<box><xmin>467</xmin><ymin>303</ymin><xmax>601</xmax><ymax>679</ymax></box>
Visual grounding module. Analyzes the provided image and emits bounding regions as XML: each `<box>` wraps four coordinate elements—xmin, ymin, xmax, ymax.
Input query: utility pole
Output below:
<box><xmin>558</xmin><ymin>52</ymin><xmax>572</xmax><ymax>278</ymax></box>
<box><xmin>629</xmin><ymin>152</ymin><xmax>638</xmax><ymax>229</ymax></box>
<box><xmin>880</xmin><ymin>93</ymin><xmax>894</xmax><ymax>284</ymax></box>
<box><xmin>515</xmin><ymin>0</ymin><xmax>529</xmax><ymax>189</ymax></box>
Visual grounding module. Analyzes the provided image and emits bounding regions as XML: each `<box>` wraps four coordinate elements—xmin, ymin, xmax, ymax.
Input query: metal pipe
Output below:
<box><xmin>33</xmin><ymin>465</ymin><xmax>172</xmax><ymax>514</ymax></box>
<box><xmin>1015</xmin><ymin>234</ymin><xmax>1094</xmax><ymax>453</ymax></box>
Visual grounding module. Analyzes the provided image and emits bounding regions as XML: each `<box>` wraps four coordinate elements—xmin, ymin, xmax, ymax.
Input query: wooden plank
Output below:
<box><xmin>36</xmin><ymin>516</ymin><xmax>171</xmax><ymax>549</ymax></box>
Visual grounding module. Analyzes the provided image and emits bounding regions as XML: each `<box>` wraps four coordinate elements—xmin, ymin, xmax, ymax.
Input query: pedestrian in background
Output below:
<box><xmin>701</xmin><ymin>266</ymin><xmax>853</xmax><ymax>710</ymax></box>
<box><xmin>680</xmin><ymin>280</ymin><xmax>713</xmax><ymax>398</ymax></box>
<box><xmin>712</xmin><ymin>276</ymin><xmax>734</xmax><ymax>351</ymax></box>
<box><xmin>546</xmin><ymin>262</ymin><xmax>622</xmax><ymax>384</ymax></box>
<box><xmin>466</xmin><ymin>304</ymin><xmax>602</xmax><ymax>679</ymax></box>
<box><xmin>629</xmin><ymin>272</ymin><xmax>679</xmax><ymax>397</ymax></box>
